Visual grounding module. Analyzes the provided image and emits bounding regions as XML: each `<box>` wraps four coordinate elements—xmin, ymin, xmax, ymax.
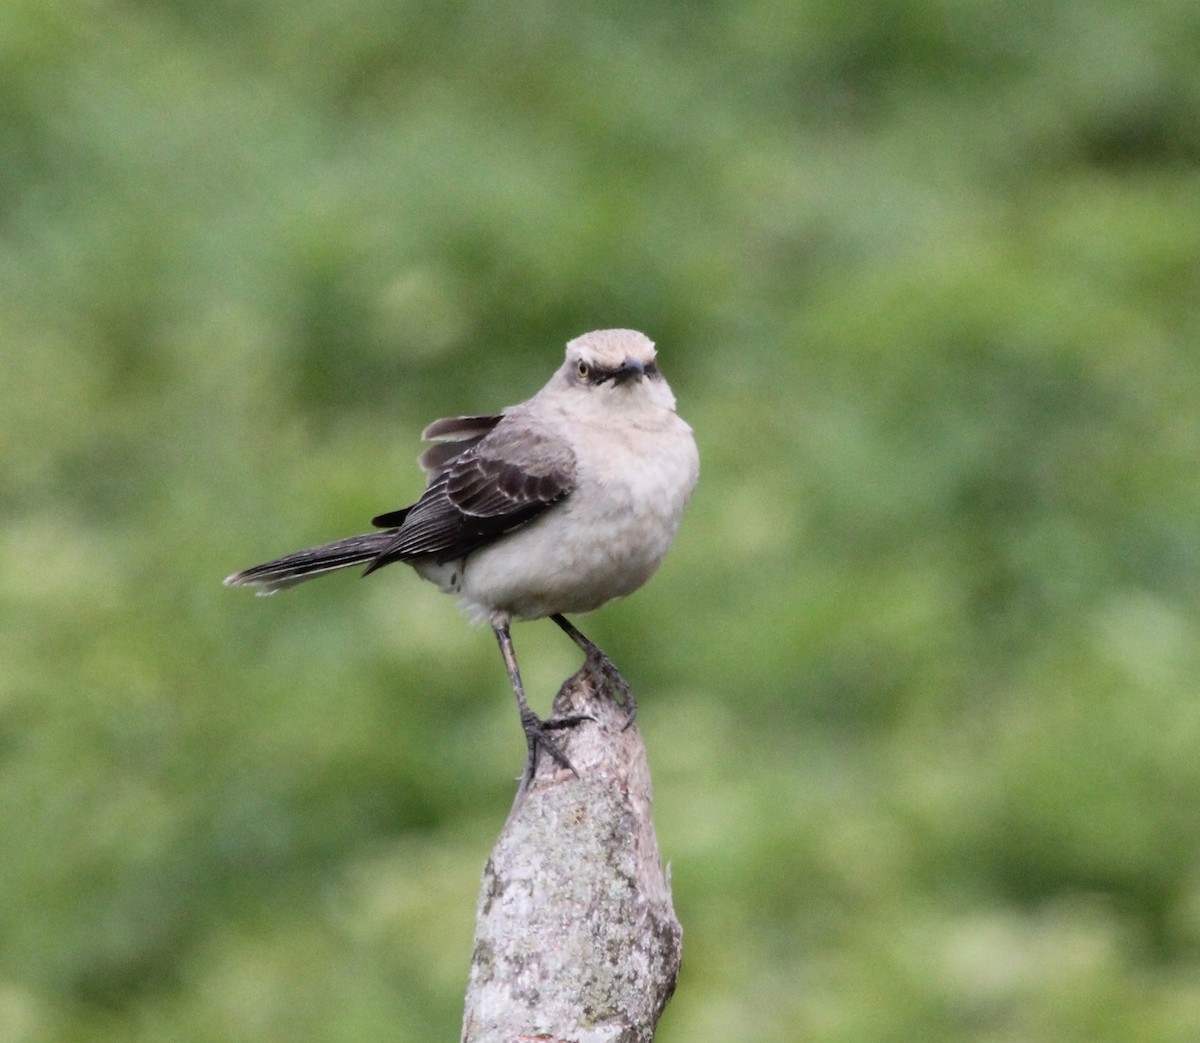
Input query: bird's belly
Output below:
<box><xmin>456</xmin><ymin>509</ymin><xmax>664</xmax><ymax>621</ymax></box>
<box><xmin>459</xmin><ymin>451</ymin><xmax>694</xmax><ymax>621</ymax></box>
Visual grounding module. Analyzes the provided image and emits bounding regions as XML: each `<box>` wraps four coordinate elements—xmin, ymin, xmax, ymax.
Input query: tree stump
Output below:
<box><xmin>461</xmin><ymin>659</ymin><xmax>682</xmax><ymax>1043</ymax></box>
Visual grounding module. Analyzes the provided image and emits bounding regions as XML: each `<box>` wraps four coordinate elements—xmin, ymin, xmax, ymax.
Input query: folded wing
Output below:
<box><xmin>365</xmin><ymin>413</ymin><xmax>575</xmax><ymax>571</ymax></box>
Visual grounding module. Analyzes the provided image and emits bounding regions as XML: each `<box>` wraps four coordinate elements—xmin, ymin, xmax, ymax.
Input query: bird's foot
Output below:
<box><xmin>549</xmin><ymin>615</ymin><xmax>638</xmax><ymax>728</ymax></box>
<box><xmin>520</xmin><ymin>708</ymin><xmax>593</xmax><ymax>781</ymax></box>
<box><xmin>583</xmin><ymin>649</ymin><xmax>637</xmax><ymax>729</ymax></box>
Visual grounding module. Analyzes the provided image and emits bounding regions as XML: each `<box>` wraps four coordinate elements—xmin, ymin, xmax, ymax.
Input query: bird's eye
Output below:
<box><xmin>577</xmin><ymin>361</ymin><xmax>591</xmax><ymax>380</ymax></box>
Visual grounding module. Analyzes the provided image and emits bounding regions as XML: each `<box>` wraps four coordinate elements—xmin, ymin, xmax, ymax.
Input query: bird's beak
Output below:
<box><xmin>611</xmin><ymin>357</ymin><xmax>646</xmax><ymax>385</ymax></box>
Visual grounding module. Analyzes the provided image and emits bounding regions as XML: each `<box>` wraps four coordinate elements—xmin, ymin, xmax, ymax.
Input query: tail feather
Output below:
<box><xmin>224</xmin><ymin>531</ymin><xmax>398</xmax><ymax>594</ymax></box>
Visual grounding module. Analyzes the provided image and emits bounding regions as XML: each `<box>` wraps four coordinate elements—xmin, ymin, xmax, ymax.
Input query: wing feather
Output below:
<box><xmin>417</xmin><ymin>413</ymin><xmax>506</xmax><ymax>477</ymax></box>
<box><xmin>421</xmin><ymin>414</ymin><xmax>505</xmax><ymax>442</ymax></box>
<box><xmin>364</xmin><ymin>414</ymin><xmax>575</xmax><ymax>571</ymax></box>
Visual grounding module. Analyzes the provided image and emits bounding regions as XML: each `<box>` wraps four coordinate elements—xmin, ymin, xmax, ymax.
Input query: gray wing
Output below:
<box><xmin>365</xmin><ymin>415</ymin><xmax>575</xmax><ymax>570</ymax></box>
<box><xmin>418</xmin><ymin>414</ymin><xmax>506</xmax><ymax>478</ymax></box>
<box><xmin>371</xmin><ymin>414</ymin><xmax>505</xmax><ymax>528</ymax></box>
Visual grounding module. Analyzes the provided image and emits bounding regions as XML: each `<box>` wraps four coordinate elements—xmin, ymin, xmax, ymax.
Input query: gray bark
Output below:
<box><xmin>461</xmin><ymin>660</ymin><xmax>682</xmax><ymax>1043</ymax></box>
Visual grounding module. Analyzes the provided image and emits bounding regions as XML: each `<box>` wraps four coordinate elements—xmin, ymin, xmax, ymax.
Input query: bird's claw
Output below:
<box><xmin>584</xmin><ymin>649</ymin><xmax>638</xmax><ymax>728</ymax></box>
<box><xmin>520</xmin><ymin>709</ymin><xmax>592</xmax><ymax>780</ymax></box>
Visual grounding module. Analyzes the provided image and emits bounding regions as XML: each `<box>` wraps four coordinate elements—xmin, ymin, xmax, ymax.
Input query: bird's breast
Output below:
<box><xmin>458</xmin><ymin>413</ymin><xmax>698</xmax><ymax>621</ymax></box>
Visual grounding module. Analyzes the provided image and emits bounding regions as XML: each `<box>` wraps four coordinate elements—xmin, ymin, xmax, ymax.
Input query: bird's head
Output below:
<box><xmin>559</xmin><ymin>329</ymin><xmax>676</xmax><ymax>411</ymax></box>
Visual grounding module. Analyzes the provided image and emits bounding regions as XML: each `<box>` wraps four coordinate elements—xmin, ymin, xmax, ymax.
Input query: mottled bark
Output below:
<box><xmin>461</xmin><ymin>660</ymin><xmax>682</xmax><ymax>1043</ymax></box>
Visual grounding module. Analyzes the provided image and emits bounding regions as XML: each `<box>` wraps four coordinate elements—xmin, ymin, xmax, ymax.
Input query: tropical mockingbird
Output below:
<box><xmin>225</xmin><ymin>329</ymin><xmax>699</xmax><ymax>773</ymax></box>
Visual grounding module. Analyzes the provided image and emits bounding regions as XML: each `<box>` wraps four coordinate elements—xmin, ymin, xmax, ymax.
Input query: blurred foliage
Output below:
<box><xmin>3</xmin><ymin>0</ymin><xmax>1200</xmax><ymax>1040</ymax></box>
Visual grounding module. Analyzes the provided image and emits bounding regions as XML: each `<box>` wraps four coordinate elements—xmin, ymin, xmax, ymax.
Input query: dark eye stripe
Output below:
<box><xmin>576</xmin><ymin>360</ymin><xmax>656</xmax><ymax>384</ymax></box>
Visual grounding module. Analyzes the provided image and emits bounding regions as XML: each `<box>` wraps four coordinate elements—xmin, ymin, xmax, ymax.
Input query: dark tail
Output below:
<box><xmin>224</xmin><ymin>531</ymin><xmax>399</xmax><ymax>595</ymax></box>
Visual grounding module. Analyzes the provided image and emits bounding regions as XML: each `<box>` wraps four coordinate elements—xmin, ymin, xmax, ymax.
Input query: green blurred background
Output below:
<box><xmin>4</xmin><ymin>0</ymin><xmax>1200</xmax><ymax>1039</ymax></box>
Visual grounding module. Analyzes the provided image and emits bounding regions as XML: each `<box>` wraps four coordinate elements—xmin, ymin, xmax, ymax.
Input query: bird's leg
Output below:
<box><xmin>550</xmin><ymin>613</ymin><xmax>637</xmax><ymax>726</ymax></box>
<box><xmin>493</xmin><ymin>622</ymin><xmax>590</xmax><ymax>782</ymax></box>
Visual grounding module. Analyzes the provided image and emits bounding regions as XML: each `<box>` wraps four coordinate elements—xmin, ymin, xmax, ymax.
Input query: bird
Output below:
<box><xmin>225</xmin><ymin>329</ymin><xmax>699</xmax><ymax>776</ymax></box>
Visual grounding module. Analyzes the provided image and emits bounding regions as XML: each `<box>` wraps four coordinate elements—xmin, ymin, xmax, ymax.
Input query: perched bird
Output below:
<box><xmin>225</xmin><ymin>329</ymin><xmax>699</xmax><ymax>775</ymax></box>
